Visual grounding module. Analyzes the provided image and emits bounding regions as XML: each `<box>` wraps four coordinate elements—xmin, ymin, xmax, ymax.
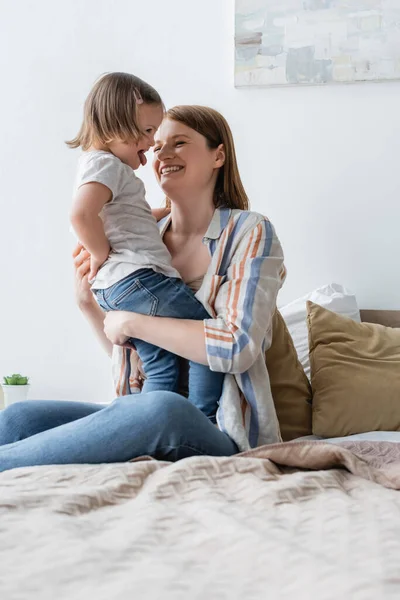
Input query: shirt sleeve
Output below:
<box><xmin>77</xmin><ymin>154</ymin><xmax>123</xmax><ymax>200</ymax></box>
<box><xmin>204</xmin><ymin>217</ymin><xmax>286</xmax><ymax>375</ymax></box>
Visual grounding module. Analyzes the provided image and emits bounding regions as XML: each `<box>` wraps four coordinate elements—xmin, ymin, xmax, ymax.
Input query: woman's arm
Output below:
<box><xmin>73</xmin><ymin>244</ymin><xmax>113</xmax><ymax>358</ymax></box>
<box><xmin>104</xmin><ymin>312</ymin><xmax>207</xmax><ymax>364</ymax></box>
<box><xmin>104</xmin><ymin>216</ymin><xmax>285</xmax><ymax>373</ymax></box>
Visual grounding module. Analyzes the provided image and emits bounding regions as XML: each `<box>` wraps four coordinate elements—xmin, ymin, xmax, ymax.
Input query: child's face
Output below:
<box><xmin>108</xmin><ymin>103</ymin><xmax>164</xmax><ymax>170</ymax></box>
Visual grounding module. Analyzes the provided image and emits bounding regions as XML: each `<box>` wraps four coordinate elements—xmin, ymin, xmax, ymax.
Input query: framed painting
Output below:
<box><xmin>235</xmin><ymin>0</ymin><xmax>400</xmax><ymax>87</ymax></box>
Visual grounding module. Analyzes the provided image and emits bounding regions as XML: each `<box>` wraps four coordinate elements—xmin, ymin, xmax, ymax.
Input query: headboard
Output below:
<box><xmin>360</xmin><ymin>310</ymin><xmax>400</xmax><ymax>328</ymax></box>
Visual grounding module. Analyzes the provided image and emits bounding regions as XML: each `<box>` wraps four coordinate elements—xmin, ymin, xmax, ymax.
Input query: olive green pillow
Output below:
<box><xmin>307</xmin><ymin>301</ymin><xmax>400</xmax><ymax>437</ymax></box>
<box><xmin>266</xmin><ymin>310</ymin><xmax>312</xmax><ymax>441</ymax></box>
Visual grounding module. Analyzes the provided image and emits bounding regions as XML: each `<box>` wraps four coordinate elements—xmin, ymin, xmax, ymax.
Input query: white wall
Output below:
<box><xmin>0</xmin><ymin>0</ymin><xmax>399</xmax><ymax>403</ymax></box>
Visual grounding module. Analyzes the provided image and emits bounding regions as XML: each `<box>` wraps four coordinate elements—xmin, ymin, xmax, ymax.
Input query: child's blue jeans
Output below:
<box><xmin>94</xmin><ymin>269</ymin><xmax>224</xmax><ymax>422</ymax></box>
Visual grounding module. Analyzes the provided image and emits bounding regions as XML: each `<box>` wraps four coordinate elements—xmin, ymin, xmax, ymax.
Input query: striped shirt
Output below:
<box><xmin>111</xmin><ymin>208</ymin><xmax>286</xmax><ymax>451</ymax></box>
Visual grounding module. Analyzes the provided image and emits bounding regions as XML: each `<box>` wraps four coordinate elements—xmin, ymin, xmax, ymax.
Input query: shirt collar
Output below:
<box><xmin>158</xmin><ymin>207</ymin><xmax>232</xmax><ymax>242</ymax></box>
<box><xmin>203</xmin><ymin>207</ymin><xmax>231</xmax><ymax>241</ymax></box>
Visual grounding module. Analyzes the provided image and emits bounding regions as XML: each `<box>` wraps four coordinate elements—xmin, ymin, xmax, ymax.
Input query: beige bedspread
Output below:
<box><xmin>1</xmin><ymin>441</ymin><xmax>400</xmax><ymax>599</ymax></box>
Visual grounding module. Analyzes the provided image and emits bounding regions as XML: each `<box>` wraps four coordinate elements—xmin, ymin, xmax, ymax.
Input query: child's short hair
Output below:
<box><xmin>67</xmin><ymin>72</ymin><xmax>163</xmax><ymax>150</ymax></box>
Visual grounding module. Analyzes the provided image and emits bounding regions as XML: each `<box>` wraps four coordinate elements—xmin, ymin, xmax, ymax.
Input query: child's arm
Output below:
<box><xmin>70</xmin><ymin>182</ymin><xmax>112</xmax><ymax>280</ymax></box>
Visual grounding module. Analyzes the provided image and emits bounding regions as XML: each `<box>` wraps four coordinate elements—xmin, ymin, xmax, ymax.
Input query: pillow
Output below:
<box><xmin>280</xmin><ymin>283</ymin><xmax>360</xmax><ymax>380</ymax></box>
<box><xmin>265</xmin><ymin>310</ymin><xmax>312</xmax><ymax>441</ymax></box>
<box><xmin>307</xmin><ymin>301</ymin><xmax>400</xmax><ymax>437</ymax></box>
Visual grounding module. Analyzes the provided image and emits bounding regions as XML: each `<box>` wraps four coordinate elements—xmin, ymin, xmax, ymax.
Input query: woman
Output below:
<box><xmin>0</xmin><ymin>106</ymin><xmax>285</xmax><ymax>472</ymax></box>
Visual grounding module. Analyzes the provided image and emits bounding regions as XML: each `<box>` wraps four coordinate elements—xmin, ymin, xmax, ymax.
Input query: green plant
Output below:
<box><xmin>3</xmin><ymin>374</ymin><xmax>29</xmax><ymax>385</ymax></box>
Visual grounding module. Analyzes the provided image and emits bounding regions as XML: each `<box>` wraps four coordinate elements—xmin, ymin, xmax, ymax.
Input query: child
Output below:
<box><xmin>67</xmin><ymin>72</ymin><xmax>223</xmax><ymax>421</ymax></box>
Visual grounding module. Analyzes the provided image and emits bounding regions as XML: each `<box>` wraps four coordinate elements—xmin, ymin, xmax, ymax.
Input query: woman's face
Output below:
<box><xmin>152</xmin><ymin>118</ymin><xmax>224</xmax><ymax>200</ymax></box>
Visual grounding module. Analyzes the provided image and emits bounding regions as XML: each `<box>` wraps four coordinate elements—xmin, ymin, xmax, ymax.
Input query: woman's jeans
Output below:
<box><xmin>0</xmin><ymin>392</ymin><xmax>238</xmax><ymax>473</ymax></box>
<box><xmin>94</xmin><ymin>269</ymin><xmax>224</xmax><ymax>422</ymax></box>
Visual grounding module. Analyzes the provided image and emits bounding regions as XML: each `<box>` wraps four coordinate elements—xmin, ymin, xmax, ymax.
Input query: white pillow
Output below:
<box><xmin>280</xmin><ymin>283</ymin><xmax>361</xmax><ymax>379</ymax></box>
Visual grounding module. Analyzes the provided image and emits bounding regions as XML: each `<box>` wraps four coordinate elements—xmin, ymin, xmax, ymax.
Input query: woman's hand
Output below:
<box><xmin>104</xmin><ymin>311</ymin><xmax>135</xmax><ymax>346</ymax></box>
<box><xmin>72</xmin><ymin>243</ymin><xmax>95</xmax><ymax>308</ymax></box>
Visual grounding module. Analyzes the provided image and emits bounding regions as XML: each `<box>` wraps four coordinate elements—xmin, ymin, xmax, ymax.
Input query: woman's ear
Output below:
<box><xmin>215</xmin><ymin>144</ymin><xmax>226</xmax><ymax>168</ymax></box>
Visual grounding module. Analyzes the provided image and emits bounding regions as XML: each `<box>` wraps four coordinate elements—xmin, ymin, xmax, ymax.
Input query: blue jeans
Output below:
<box><xmin>94</xmin><ymin>269</ymin><xmax>224</xmax><ymax>422</ymax></box>
<box><xmin>0</xmin><ymin>393</ymin><xmax>238</xmax><ymax>473</ymax></box>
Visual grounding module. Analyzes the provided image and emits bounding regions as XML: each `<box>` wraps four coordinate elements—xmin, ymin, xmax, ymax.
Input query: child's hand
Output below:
<box><xmin>89</xmin><ymin>251</ymin><xmax>109</xmax><ymax>281</ymax></box>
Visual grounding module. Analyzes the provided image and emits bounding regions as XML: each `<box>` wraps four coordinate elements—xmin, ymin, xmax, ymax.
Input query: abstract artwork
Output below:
<box><xmin>235</xmin><ymin>0</ymin><xmax>400</xmax><ymax>87</ymax></box>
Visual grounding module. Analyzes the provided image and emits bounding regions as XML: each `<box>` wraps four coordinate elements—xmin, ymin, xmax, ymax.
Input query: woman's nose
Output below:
<box><xmin>157</xmin><ymin>144</ymin><xmax>174</xmax><ymax>160</ymax></box>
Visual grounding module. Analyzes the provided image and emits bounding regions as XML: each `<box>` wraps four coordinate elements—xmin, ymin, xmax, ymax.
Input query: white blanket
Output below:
<box><xmin>0</xmin><ymin>441</ymin><xmax>399</xmax><ymax>599</ymax></box>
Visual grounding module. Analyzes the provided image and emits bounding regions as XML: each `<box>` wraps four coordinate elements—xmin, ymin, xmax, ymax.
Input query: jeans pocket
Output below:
<box><xmin>110</xmin><ymin>278</ymin><xmax>140</xmax><ymax>307</ymax></box>
<box><xmin>112</xmin><ymin>279</ymin><xmax>159</xmax><ymax>316</ymax></box>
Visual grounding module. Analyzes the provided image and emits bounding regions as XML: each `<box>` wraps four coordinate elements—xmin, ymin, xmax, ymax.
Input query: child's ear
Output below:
<box><xmin>215</xmin><ymin>144</ymin><xmax>226</xmax><ymax>168</ymax></box>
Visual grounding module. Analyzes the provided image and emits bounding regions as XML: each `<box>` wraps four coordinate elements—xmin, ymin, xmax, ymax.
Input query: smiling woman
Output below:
<box><xmin>156</xmin><ymin>105</ymin><xmax>249</xmax><ymax>211</ymax></box>
<box><xmin>0</xmin><ymin>100</ymin><xmax>285</xmax><ymax>473</ymax></box>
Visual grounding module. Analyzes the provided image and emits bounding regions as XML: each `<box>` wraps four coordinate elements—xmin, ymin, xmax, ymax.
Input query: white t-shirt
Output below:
<box><xmin>74</xmin><ymin>150</ymin><xmax>180</xmax><ymax>289</ymax></box>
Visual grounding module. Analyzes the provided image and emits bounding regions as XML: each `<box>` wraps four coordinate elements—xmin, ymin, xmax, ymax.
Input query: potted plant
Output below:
<box><xmin>1</xmin><ymin>374</ymin><xmax>30</xmax><ymax>407</ymax></box>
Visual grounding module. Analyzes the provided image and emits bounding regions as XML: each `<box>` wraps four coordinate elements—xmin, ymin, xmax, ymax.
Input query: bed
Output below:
<box><xmin>1</xmin><ymin>310</ymin><xmax>399</xmax><ymax>599</ymax></box>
